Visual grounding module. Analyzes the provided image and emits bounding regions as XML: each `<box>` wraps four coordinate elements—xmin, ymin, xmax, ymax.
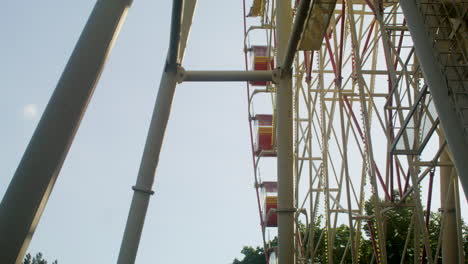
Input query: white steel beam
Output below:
<box><xmin>181</xmin><ymin>70</ymin><xmax>274</xmax><ymax>82</ymax></box>
<box><xmin>117</xmin><ymin>0</ymin><xmax>184</xmax><ymax>263</ymax></box>
<box><xmin>0</xmin><ymin>1</ymin><xmax>133</xmax><ymax>263</ymax></box>
<box><xmin>276</xmin><ymin>0</ymin><xmax>295</xmax><ymax>263</ymax></box>
<box><xmin>177</xmin><ymin>0</ymin><xmax>197</xmax><ymax>64</ymax></box>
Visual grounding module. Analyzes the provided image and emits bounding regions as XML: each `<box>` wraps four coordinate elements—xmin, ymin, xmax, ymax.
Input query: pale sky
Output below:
<box><xmin>1</xmin><ymin>1</ymin><xmax>264</xmax><ymax>263</ymax></box>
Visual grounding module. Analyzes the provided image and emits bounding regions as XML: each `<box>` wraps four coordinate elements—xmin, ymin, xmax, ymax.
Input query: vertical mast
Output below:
<box><xmin>276</xmin><ymin>0</ymin><xmax>294</xmax><ymax>263</ymax></box>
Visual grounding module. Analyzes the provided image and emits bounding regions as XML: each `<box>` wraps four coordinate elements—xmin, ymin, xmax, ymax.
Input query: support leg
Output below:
<box><xmin>117</xmin><ymin>69</ymin><xmax>178</xmax><ymax>264</ymax></box>
<box><xmin>440</xmin><ymin>137</ymin><xmax>460</xmax><ymax>263</ymax></box>
<box><xmin>0</xmin><ymin>1</ymin><xmax>132</xmax><ymax>263</ymax></box>
<box><xmin>276</xmin><ymin>0</ymin><xmax>294</xmax><ymax>263</ymax></box>
<box><xmin>117</xmin><ymin>0</ymin><xmax>184</xmax><ymax>262</ymax></box>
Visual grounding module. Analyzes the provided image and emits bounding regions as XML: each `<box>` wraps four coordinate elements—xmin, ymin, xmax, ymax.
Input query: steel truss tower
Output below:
<box><xmin>245</xmin><ymin>0</ymin><xmax>467</xmax><ymax>263</ymax></box>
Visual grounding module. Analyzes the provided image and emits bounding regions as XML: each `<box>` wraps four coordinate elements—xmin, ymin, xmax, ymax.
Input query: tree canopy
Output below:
<box><xmin>22</xmin><ymin>252</ymin><xmax>57</xmax><ymax>264</ymax></box>
<box><xmin>233</xmin><ymin>193</ymin><xmax>468</xmax><ymax>264</ymax></box>
<box><xmin>233</xmin><ymin>246</ymin><xmax>266</xmax><ymax>264</ymax></box>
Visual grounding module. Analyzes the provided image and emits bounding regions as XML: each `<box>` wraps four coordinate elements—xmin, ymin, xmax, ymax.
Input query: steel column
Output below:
<box><xmin>0</xmin><ymin>1</ymin><xmax>132</xmax><ymax>263</ymax></box>
<box><xmin>440</xmin><ymin>137</ymin><xmax>460</xmax><ymax>263</ymax></box>
<box><xmin>117</xmin><ymin>69</ymin><xmax>178</xmax><ymax>264</ymax></box>
<box><xmin>400</xmin><ymin>0</ymin><xmax>468</xmax><ymax>201</ymax></box>
<box><xmin>276</xmin><ymin>0</ymin><xmax>294</xmax><ymax>263</ymax></box>
<box><xmin>178</xmin><ymin>0</ymin><xmax>197</xmax><ymax>64</ymax></box>
<box><xmin>117</xmin><ymin>0</ymin><xmax>184</xmax><ymax>263</ymax></box>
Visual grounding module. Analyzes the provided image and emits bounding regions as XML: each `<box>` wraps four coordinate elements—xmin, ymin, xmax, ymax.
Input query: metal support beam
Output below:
<box><xmin>276</xmin><ymin>0</ymin><xmax>294</xmax><ymax>263</ymax></box>
<box><xmin>440</xmin><ymin>138</ymin><xmax>460</xmax><ymax>263</ymax></box>
<box><xmin>167</xmin><ymin>0</ymin><xmax>184</xmax><ymax>69</ymax></box>
<box><xmin>178</xmin><ymin>0</ymin><xmax>197</xmax><ymax>64</ymax></box>
<box><xmin>117</xmin><ymin>69</ymin><xmax>178</xmax><ymax>264</ymax></box>
<box><xmin>400</xmin><ymin>0</ymin><xmax>468</xmax><ymax>201</ymax></box>
<box><xmin>117</xmin><ymin>0</ymin><xmax>184</xmax><ymax>263</ymax></box>
<box><xmin>0</xmin><ymin>1</ymin><xmax>132</xmax><ymax>263</ymax></box>
<box><xmin>282</xmin><ymin>0</ymin><xmax>312</xmax><ymax>69</ymax></box>
<box><xmin>0</xmin><ymin>0</ymin><xmax>132</xmax><ymax>263</ymax></box>
<box><xmin>180</xmin><ymin>70</ymin><xmax>274</xmax><ymax>82</ymax></box>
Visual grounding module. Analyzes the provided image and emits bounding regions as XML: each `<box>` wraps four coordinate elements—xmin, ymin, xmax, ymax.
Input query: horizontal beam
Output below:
<box><xmin>180</xmin><ymin>70</ymin><xmax>274</xmax><ymax>82</ymax></box>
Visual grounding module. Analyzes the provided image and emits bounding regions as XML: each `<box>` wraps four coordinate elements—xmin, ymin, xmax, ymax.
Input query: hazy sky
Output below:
<box><xmin>1</xmin><ymin>1</ymin><xmax>265</xmax><ymax>263</ymax></box>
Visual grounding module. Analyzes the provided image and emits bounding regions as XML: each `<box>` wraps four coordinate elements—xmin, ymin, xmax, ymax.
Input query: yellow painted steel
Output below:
<box><xmin>248</xmin><ymin>0</ymin><xmax>265</xmax><ymax>17</ymax></box>
<box><xmin>299</xmin><ymin>0</ymin><xmax>337</xmax><ymax>50</ymax></box>
<box><xmin>272</xmin><ymin>113</ymin><xmax>276</xmax><ymax>149</ymax></box>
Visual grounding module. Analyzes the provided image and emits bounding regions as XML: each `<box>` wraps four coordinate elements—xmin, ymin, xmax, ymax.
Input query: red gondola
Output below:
<box><xmin>254</xmin><ymin>114</ymin><xmax>276</xmax><ymax>157</ymax></box>
<box><xmin>261</xmin><ymin>181</ymin><xmax>278</xmax><ymax>227</ymax></box>
<box><xmin>250</xmin><ymin>46</ymin><xmax>274</xmax><ymax>86</ymax></box>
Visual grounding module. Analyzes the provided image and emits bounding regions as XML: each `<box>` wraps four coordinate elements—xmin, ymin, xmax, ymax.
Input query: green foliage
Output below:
<box><xmin>364</xmin><ymin>193</ymin><xmax>417</xmax><ymax>263</ymax></box>
<box><xmin>232</xmin><ymin>246</ymin><xmax>266</xmax><ymax>264</ymax></box>
<box><xmin>234</xmin><ymin>191</ymin><xmax>468</xmax><ymax>264</ymax></box>
<box><xmin>22</xmin><ymin>252</ymin><xmax>57</xmax><ymax>264</ymax></box>
<box><xmin>301</xmin><ymin>218</ymin><xmax>370</xmax><ymax>264</ymax></box>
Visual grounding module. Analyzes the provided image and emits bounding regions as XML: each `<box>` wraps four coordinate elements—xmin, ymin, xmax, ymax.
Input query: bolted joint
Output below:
<box><xmin>272</xmin><ymin>68</ymin><xmax>280</xmax><ymax>84</ymax></box>
<box><xmin>164</xmin><ymin>60</ymin><xmax>181</xmax><ymax>74</ymax></box>
<box><xmin>132</xmin><ymin>185</ymin><xmax>155</xmax><ymax>196</ymax></box>
<box><xmin>176</xmin><ymin>65</ymin><xmax>186</xmax><ymax>83</ymax></box>
<box><xmin>274</xmin><ymin>67</ymin><xmax>292</xmax><ymax>81</ymax></box>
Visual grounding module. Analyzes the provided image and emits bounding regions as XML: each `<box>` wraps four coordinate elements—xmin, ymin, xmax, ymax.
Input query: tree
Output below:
<box><xmin>234</xmin><ymin>192</ymin><xmax>468</xmax><ymax>263</ymax></box>
<box><xmin>363</xmin><ymin>193</ymin><xmax>417</xmax><ymax>263</ymax></box>
<box><xmin>232</xmin><ymin>246</ymin><xmax>266</xmax><ymax>264</ymax></box>
<box><xmin>363</xmin><ymin>192</ymin><xmax>468</xmax><ymax>263</ymax></box>
<box><xmin>300</xmin><ymin>216</ymin><xmax>372</xmax><ymax>264</ymax></box>
<box><xmin>22</xmin><ymin>252</ymin><xmax>57</xmax><ymax>264</ymax></box>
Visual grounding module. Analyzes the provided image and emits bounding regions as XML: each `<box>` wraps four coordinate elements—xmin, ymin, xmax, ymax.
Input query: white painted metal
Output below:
<box><xmin>0</xmin><ymin>1</ymin><xmax>132</xmax><ymax>263</ymax></box>
<box><xmin>117</xmin><ymin>70</ymin><xmax>179</xmax><ymax>264</ymax></box>
<box><xmin>276</xmin><ymin>0</ymin><xmax>295</xmax><ymax>263</ymax></box>
<box><xmin>117</xmin><ymin>1</ymin><xmax>185</xmax><ymax>263</ymax></box>
<box><xmin>181</xmin><ymin>70</ymin><xmax>274</xmax><ymax>82</ymax></box>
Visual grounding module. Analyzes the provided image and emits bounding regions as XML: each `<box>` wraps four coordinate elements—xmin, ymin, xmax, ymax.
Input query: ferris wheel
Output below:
<box><xmin>242</xmin><ymin>0</ymin><xmax>468</xmax><ymax>263</ymax></box>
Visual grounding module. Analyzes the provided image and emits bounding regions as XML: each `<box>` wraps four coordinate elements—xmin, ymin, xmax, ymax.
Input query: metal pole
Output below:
<box><xmin>182</xmin><ymin>70</ymin><xmax>274</xmax><ymax>82</ymax></box>
<box><xmin>440</xmin><ymin>135</ymin><xmax>459</xmax><ymax>263</ymax></box>
<box><xmin>282</xmin><ymin>0</ymin><xmax>311</xmax><ymax>69</ymax></box>
<box><xmin>117</xmin><ymin>69</ymin><xmax>178</xmax><ymax>264</ymax></box>
<box><xmin>167</xmin><ymin>0</ymin><xmax>184</xmax><ymax>68</ymax></box>
<box><xmin>400</xmin><ymin>0</ymin><xmax>468</xmax><ymax>201</ymax></box>
<box><xmin>0</xmin><ymin>1</ymin><xmax>132</xmax><ymax>263</ymax></box>
<box><xmin>276</xmin><ymin>0</ymin><xmax>294</xmax><ymax>263</ymax></box>
<box><xmin>117</xmin><ymin>0</ymin><xmax>183</xmax><ymax>263</ymax></box>
<box><xmin>178</xmin><ymin>0</ymin><xmax>197</xmax><ymax>64</ymax></box>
